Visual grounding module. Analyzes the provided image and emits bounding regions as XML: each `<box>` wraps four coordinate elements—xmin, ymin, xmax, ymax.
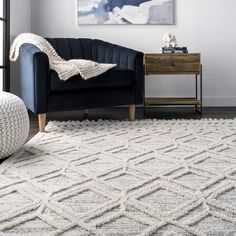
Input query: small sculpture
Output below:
<box><xmin>163</xmin><ymin>33</ymin><xmax>177</xmax><ymax>48</ymax></box>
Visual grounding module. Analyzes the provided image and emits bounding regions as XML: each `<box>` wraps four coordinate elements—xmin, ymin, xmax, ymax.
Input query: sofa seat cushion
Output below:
<box><xmin>50</xmin><ymin>69</ymin><xmax>134</xmax><ymax>92</ymax></box>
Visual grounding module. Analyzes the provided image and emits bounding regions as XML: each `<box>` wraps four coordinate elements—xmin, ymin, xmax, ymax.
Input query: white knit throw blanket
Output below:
<box><xmin>9</xmin><ymin>33</ymin><xmax>116</xmax><ymax>81</ymax></box>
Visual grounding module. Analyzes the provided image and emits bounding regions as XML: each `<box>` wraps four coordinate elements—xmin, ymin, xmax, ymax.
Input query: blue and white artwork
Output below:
<box><xmin>78</xmin><ymin>0</ymin><xmax>174</xmax><ymax>25</ymax></box>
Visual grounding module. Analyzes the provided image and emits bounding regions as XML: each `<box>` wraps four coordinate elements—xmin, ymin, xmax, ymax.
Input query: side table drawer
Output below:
<box><xmin>145</xmin><ymin>53</ymin><xmax>201</xmax><ymax>75</ymax></box>
<box><xmin>146</xmin><ymin>63</ymin><xmax>201</xmax><ymax>74</ymax></box>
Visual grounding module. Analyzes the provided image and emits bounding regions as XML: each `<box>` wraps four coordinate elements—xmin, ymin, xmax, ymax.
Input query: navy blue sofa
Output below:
<box><xmin>19</xmin><ymin>38</ymin><xmax>144</xmax><ymax>131</ymax></box>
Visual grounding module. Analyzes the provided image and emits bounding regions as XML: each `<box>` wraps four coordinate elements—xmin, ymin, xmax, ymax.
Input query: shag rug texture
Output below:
<box><xmin>0</xmin><ymin>119</ymin><xmax>236</xmax><ymax>236</ymax></box>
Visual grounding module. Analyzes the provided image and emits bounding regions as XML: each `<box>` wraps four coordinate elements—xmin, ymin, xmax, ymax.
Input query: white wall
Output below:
<box><xmin>29</xmin><ymin>0</ymin><xmax>236</xmax><ymax>106</ymax></box>
<box><xmin>10</xmin><ymin>0</ymin><xmax>31</xmax><ymax>95</ymax></box>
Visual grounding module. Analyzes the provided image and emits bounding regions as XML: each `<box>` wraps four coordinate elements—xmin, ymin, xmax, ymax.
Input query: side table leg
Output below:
<box><xmin>143</xmin><ymin>101</ymin><xmax>146</xmax><ymax>118</ymax></box>
<box><xmin>195</xmin><ymin>74</ymin><xmax>198</xmax><ymax>111</ymax></box>
<box><xmin>195</xmin><ymin>65</ymin><xmax>203</xmax><ymax>115</ymax></box>
<box><xmin>196</xmin><ymin>66</ymin><xmax>203</xmax><ymax>115</ymax></box>
<box><xmin>200</xmin><ymin>65</ymin><xmax>203</xmax><ymax>114</ymax></box>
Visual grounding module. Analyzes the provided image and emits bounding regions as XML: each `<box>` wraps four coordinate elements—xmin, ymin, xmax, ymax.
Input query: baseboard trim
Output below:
<box><xmin>203</xmin><ymin>97</ymin><xmax>236</xmax><ymax>107</ymax></box>
<box><xmin>142</xmin><ymin>97</ymin><xmax>236</xmax><ymax>107</ymax></box>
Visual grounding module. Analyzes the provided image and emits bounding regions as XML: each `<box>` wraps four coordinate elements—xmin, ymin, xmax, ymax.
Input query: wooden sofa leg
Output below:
<box><xmin>38</xmin><ymin>114</ymin><xmax>46</xmax><ymax>132</ymax></box>
<box><xmin>129</xmin><ymin>105</ymin><xmax>135</xmax><ymax>121</ymax></box>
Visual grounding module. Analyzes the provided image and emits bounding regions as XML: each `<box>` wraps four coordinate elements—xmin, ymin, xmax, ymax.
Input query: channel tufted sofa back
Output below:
<box><xmin>46</xmin><ymin>38</ymin><xmax>140</xmax><ymax>71</ymax></box>
<box><xmin>46</xmin><ymin>38</ymin><xmax>92</xmax><ymax>60</ymax></box>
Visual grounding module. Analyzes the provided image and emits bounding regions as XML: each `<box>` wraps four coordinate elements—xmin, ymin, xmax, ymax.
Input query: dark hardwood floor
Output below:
<box><xmin>28</xmin><ymin>107</ymin><xmax>236</xmax><ymax>140</ymax></box>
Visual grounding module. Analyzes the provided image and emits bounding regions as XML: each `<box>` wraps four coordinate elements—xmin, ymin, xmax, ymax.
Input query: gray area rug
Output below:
<box><xmin>0</xmin><ymin>119</ymin><xmax>236</xmax><ymax>235</ymax></box>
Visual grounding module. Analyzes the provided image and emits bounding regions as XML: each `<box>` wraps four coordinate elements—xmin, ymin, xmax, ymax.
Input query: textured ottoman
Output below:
<box><xmin>0</xmin><ymin>92</ymin><xmax>29</xmax><ymax>159</ymax></box>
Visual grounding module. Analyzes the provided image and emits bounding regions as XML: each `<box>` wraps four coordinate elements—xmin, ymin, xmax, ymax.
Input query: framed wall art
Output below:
<box><xmin>77</xmin><ymin>0</ymin><xmax>174</xmax><ymax>25</ymax></box>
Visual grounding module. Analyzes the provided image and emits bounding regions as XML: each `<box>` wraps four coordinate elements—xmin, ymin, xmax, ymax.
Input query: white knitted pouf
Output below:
<box><xmin>0</xmin><ymin>92</ymin><xmax>29</xmax><ymax>159</ymax></box>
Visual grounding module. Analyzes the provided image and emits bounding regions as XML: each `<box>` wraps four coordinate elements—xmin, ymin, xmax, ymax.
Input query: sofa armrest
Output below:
<box><xmin>19</xmin><ymin>43</ymin><xmax>49</xmax><ymax>114</ymax></box>
<box><xmin>92</xmin><ymin>40</ymin><xmax>145</xmax><ymax>105</ymax></box>
<box><xmin>121</xmin><ymin>48</ymin><xmax>144</xmax><ymax>105</ymax></box>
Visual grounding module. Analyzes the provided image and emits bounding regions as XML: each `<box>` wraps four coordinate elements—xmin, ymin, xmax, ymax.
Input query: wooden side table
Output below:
<box><xmin>144</xmin><ymin>53</ymin><xmax>203</xmax><ymax>114</ymax></box>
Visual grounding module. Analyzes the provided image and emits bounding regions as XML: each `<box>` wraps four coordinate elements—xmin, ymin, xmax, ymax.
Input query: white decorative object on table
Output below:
<box><xmin>163</xmin><ymin>33</ymin><xmax>177</xmax><ymax>48</ymax></box>
<box><xmin>0</xmin><ymin>92</ymin><xmax>29</xmax><ymax>159</ymax></box>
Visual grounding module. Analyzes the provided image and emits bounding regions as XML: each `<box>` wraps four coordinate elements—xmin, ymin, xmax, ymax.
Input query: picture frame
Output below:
<box><xmin>77</xmin><ymin>0</ymin><xmax>174</xmax><ymax>25</ymax></box>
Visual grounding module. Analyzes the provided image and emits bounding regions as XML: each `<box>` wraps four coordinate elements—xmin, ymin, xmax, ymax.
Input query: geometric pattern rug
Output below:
<box><xmin>0</xmin><ymin>119</ymin><xmax>236</xmax><ymax>236</ymax></box>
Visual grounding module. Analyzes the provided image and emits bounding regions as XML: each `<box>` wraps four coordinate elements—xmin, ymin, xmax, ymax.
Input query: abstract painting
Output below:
<box><xmin>78</xmin><ymin>0</ymin><xmax>174</xmax><ymax>25</ymax></box>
